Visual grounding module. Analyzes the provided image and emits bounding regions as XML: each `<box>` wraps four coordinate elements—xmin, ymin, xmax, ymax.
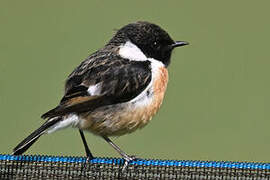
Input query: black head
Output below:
<box><xmin>108</xmin><ymin>21</ymin><xmax>188</xmax><ymax>66</ymax></box>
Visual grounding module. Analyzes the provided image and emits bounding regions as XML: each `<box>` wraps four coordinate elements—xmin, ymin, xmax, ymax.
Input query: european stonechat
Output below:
<box><xmin>13</xmin><ymin>21</ymin><xmax>188</xmax><ymax>169</ymax></box>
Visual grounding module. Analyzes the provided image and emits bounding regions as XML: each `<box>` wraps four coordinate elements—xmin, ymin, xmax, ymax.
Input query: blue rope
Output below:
<box><xmin>1</xmin><ymin>154</ymin><xmax>269</xmax><ymax>170</ymax></box>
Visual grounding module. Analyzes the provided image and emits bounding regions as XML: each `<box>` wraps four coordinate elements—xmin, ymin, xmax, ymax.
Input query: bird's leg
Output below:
<box><xmin>79</xmin><ymin>130</ymin><xmax>94</xmax><ymax>161</ymax></box>
<box><xmin>102</xmin><ymin>136</ymin><xmax>136</xmax><ymax>171</ymax></box>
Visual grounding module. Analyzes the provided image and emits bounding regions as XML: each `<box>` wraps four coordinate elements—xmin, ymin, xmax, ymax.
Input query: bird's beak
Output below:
<box><xmin>171</xmin><ymin>41</ymin><xmax>189</xmax><ymax>48</ymax></box>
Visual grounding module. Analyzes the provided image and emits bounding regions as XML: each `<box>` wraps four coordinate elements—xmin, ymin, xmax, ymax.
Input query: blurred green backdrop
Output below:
<box><xmin>0</xmin><ymin>1</ymin><xmax>269</xmax><ymax>162</ymax></box>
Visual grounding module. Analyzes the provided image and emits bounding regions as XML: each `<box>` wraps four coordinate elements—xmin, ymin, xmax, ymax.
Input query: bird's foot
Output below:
<box><xmin>82</xmin><ymin>155</ymin><xmax>94</xmax><ymax>170</ymax></box>
<box><xmin>86</xmin><ymin>155</ymin><xmax>94</xmax><ymax>163</ymax></box>
<box><xmin>122</xmin><ymin>154</ymin><xmax>136</xmax><ymax>172</ymax></box>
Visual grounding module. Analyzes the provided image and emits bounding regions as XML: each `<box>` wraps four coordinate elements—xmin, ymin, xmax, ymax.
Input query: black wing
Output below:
<box><xmin>42</xmin><ymin>52</ymin><xmax>151</xmax><ymax>119</ymax></box>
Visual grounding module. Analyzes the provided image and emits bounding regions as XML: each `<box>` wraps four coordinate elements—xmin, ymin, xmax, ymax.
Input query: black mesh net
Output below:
<box><xmin>0</xmin><ymin>154</ymin><xmax>269</xmax><ymax>180</ymax></box>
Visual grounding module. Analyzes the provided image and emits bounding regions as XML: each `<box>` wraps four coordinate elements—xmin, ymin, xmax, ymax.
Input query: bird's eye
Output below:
<box><xmin>153</xmin><ymin>41</ymin><xmax>160</xmax><ymax>49</ymax></box>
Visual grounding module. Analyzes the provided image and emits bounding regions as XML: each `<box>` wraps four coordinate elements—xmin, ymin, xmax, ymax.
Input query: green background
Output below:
<box><xmin>1</xmin><ymin>1</ymin><xmax>269</xmax><ymax>162</ymax></box>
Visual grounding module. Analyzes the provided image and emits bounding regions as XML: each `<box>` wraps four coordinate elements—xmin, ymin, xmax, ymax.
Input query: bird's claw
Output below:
<box><xmin>122</xmin><ymin>155</ymin><xmax>136</xmax><ymax>172</ymax></box>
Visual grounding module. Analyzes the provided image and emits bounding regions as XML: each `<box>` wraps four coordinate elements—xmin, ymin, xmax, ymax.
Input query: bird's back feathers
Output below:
<box><xmin>42</xmin><ymin>51</ymin><xmax>152</xmax><ymax>120</ymax></box>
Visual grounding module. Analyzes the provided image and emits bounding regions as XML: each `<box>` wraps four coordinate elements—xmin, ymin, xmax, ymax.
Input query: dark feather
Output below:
<box><xmin>13</xmin><ymin>117</ymin><xmax>62</xmax><ymax>155</ymax></box>
<box><xmin>41</xmin><ymin>96</ymin><xmax>101</xmax><ymax>119</ymax></box>
<box><xmin>42</xmin><ymin>50</ymin><xmax>152</xmax><ymax>119</ymax></box>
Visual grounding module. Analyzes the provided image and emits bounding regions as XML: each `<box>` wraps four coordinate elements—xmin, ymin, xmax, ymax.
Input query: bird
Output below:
<box><xmin>13</xmin><ymin>21</ymin><xmax>188</xmax><ymax>169</ymax></box>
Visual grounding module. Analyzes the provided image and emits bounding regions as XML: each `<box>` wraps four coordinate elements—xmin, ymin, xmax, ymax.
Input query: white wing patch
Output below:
<box><xmin>119</xmin><ymin>41</ymin><xmax>147</xmax><ymax>61</ymax></box>
<box><xmin>87</xmin><ymin>83</ymin><xmax>102</xmax><ymax>96</ymax></box>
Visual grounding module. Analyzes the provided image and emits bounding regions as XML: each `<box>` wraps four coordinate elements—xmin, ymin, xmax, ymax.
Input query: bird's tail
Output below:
<box><xmin>13</xmin><ymin>117</ymin><xmax>62</xmax><ymax>155</ymax></box>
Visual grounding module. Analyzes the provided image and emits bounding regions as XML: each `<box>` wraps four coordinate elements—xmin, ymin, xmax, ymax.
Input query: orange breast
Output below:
<box><xmin>153</xmin><ymin>67</ymin><xmax>169</xmax><ymax>108</ymax></box>
<box><xmin>144</xmin><ymin>67</ymin><xmax>169</xmax><ymax>121</ymax></box>
<box><xmin>80</xmin><ymin>67</ymin><xmax>169</xmax><ymax>136</ymax></box>
<box><xmin>113</xmin><ymin>66</ymin><xmax>169</xmax><ymax>136</ymax></box>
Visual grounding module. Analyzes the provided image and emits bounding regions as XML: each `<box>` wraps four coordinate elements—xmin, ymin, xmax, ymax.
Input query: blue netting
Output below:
<box><xmin>0</xmin><ymin>154</ymin><xmax>269</xmax><ymax>179</ymax></box>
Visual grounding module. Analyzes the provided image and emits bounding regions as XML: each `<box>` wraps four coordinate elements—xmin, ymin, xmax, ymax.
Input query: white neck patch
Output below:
<box><xmin>118</xmin><ymin>41</ymin><xmax>147</xmax><ymax>61</ymax></box>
